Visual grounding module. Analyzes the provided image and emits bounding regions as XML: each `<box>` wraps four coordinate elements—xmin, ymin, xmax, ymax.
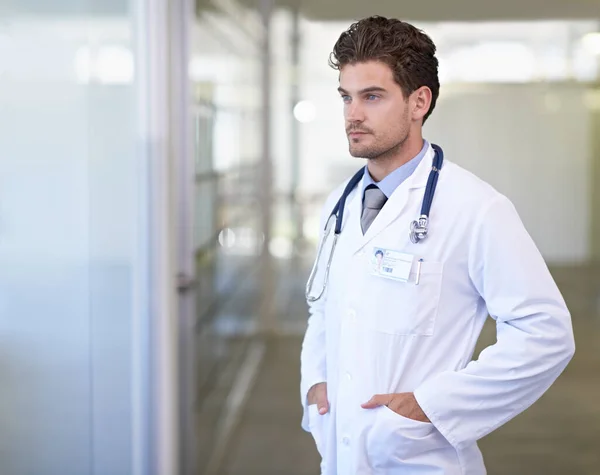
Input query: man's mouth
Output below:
<box><xmin>348</xmin><ymin>131</ymin><xmax>369</xmax><ymax>136</ymax></box>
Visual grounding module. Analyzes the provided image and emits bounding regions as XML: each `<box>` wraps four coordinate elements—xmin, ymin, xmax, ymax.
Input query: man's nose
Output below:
<box><xmin>345</xmin><ymin>101</ymin><xmax>364</xmax><ymax>123</ymax></box>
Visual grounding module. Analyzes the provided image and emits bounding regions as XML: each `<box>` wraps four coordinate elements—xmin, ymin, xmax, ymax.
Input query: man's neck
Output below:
<box><xmin>367</xmin><ymin>135</ymin><xmax>424</xmax><ymax>182</ymax></box>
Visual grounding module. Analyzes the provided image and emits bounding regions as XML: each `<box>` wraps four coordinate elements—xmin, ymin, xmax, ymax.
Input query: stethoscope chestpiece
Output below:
<box><xmin>410</xmin><ymin>215</ymin><xmax>428</xmax><ymax>244</ymax></box>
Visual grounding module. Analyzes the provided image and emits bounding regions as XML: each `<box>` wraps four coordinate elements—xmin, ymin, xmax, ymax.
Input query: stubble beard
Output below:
<box><xmin>348</xmin><ymin>131</ymin><xmax>409</xmax><ymax>162</ymax></box>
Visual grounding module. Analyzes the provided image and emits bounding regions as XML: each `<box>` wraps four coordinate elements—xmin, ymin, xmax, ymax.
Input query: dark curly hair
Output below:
<box><xmin>329</xmin><ymin>16</ymin><xmax>440</xmax><ymax>123</ymax></box>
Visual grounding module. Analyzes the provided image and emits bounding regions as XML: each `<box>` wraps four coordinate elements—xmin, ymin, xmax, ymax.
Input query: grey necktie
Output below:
<box><xmin>361</xmin><ymin>185</ymin><xmax>387</xmax><ymax>234</ymax></box>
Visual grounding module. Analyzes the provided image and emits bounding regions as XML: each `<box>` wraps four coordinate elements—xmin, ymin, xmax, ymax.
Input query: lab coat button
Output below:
<box><xmin>346</xmin><ymin>372</ymin><xmax>352</xmax><ymax>381</ymax></box>
<box><xmin>347</xmin><ymin>309</ymin><xmax>356</xmax><ymax>319</ymax></box>
<box><xmin>342</xmin><ymin>436</ymin><xmax>350</xmax><ymax>446</ymax></box>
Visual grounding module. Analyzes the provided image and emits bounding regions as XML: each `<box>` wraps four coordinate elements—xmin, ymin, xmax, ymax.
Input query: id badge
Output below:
<box><xmin>371</xmin><ymin>247</ymin><xmax>414</xmax><ymax>282</ymax></box>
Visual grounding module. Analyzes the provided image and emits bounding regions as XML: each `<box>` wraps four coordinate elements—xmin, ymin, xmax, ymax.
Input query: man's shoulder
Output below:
<box><xmin>320</xmin><ymin>173</ymin><xmax>359</xmax><ymax>213</ymax></box>
<box><xmin>325</xmin><ymin>177</ymin><xmax>352</xmax><ymax>204</ymax></box>
<box><xmin>442</xmin><ymin>160</ymin><xmax>507</xmax><ymax>206</ymax></box>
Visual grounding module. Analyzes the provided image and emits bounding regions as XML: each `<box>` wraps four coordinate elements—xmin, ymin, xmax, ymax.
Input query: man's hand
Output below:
<box><xmin>307</xmin><ymin>382</ymin><xmax>329</xmax><ymax>415</ymax></box>
<box><xmin>361</xmin><ymin>392</ymin><xmax>430</xmax><ymax>422</ymax></box>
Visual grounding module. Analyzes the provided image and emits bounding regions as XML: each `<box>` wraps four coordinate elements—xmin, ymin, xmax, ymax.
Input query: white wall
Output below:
<box><xmin>426</xmin><ymin>83</ymin><xmax>593</xmax><ymax>263</ymax></box>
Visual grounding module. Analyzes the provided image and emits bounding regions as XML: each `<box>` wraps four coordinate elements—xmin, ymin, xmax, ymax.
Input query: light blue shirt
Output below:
<box><xmin>361</xmin><ymin>139</ymin><xmax>429</xmax><ymax>201</ymax></box>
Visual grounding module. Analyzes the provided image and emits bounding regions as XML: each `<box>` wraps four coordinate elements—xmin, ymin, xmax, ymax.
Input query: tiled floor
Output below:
<box><xmin>216</xmin><ymin>264</ymin><xmax>600</xmax><ymax>474</ymax></box>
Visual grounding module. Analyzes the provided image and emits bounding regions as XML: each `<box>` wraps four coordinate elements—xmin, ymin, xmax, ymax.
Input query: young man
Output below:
<box><xmin>300</xmin><ymin>16</ymin><xmax>575</xmax><ymax>474</ymax></box>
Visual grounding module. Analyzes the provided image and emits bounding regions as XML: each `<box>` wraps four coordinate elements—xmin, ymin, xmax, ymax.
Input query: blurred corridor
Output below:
<box><xmin>207</xmin><ymin>263</ymin><xmax>600</xmax><ymax>475</ymax></box>
<box><xmin>2</xmin><ymin>0</ymin><xmax>600</xmax><ymax>474</ymax></box>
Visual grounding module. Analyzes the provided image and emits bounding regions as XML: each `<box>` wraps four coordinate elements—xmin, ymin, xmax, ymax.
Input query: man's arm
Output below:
<box><xmin>300</xmin><ymin>289</ymin><xmax>328</xmax><ymax>430</ymax></box>
<box><xmin>299</xmin><ymin>190</ymin><xmax>341</xmax><ymax>431</ymax></box>
<box><xmin>413</xmin><ymin>194</ymin><xmax>575</xmax><ymax>449</ymax></box>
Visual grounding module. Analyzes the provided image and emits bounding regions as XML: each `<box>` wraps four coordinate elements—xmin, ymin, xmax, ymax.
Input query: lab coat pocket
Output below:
<box><xmin>371</xmin><ymin>260</ymin><xmax>443</xmax><ymax>336</ymax></box>
<box><xmin>308</xmin><ymin>404</ymin><xmax>327</xmax><ymax>460</ymax></box>
<box><xmin>367</xmin><ymin>405</ymin><xmax>447</xmax><ymax>465</ymax></box>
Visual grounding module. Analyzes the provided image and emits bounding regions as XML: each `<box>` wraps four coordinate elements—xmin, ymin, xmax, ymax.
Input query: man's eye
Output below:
<box><xmin>341</xmin><ymin>95</ymin><xmax>351</xmax><ymax>102</ymax></box>
<box><xmin>367</xmin><ymin>95</ymin><xmax>378</xmax><ymax>101</ymax></box>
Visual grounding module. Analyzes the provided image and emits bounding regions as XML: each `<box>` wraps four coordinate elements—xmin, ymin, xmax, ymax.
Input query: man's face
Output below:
<box><xmin>338</xmin><ymin>61</ymin><xmax>410</xmax><ymax>159</ymax></box>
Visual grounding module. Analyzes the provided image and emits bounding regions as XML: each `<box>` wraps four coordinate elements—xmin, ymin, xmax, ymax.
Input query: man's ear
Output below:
<box><xmin>411</xmin><ymin>86</ymin><xmax>432</xmax><ymax>122</ymax></box>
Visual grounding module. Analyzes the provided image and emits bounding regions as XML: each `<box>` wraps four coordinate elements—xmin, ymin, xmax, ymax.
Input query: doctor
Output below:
<box><xmin>300</xmin><ymin>15</ymin><xmax>575</xmax><ymax>475</ymax></box>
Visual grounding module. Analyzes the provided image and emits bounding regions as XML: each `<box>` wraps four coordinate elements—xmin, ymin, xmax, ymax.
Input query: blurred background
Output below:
<box><xmin>1</xmin><ymin>0</ymin><xmax>599</xmax><ymax>474</ymax></box>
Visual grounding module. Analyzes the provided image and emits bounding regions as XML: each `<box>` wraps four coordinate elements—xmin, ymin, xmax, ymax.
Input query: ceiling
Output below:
<box><xmin>12</xmin><ymin>0</ymin><xmax>599</xmax><ymax>24</ymax></box>
<box><xmin>245</xmin><ymin>0</ymin><xmax>600</xmax><ymax>22</ymax></box>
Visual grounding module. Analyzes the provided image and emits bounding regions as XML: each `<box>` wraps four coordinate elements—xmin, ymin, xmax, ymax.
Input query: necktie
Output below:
<box><xmin>361</xmin><ymin>184</ymin><xmax>387</xmax><ymax>234</ymax></box>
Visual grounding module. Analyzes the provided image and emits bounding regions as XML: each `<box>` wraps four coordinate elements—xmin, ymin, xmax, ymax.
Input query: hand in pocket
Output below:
<box><xmin>307</xmin><ymin>382</ymin><xmax>329</xmax><ymax>414</ymax></box>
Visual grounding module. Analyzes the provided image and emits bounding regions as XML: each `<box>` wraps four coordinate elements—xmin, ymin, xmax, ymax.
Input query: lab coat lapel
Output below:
<box><xmin>352</xmin><ymin>145</ymin><xmax>435</xmax><ymax>254</ymax></box>
<box><xmin>342</xmin><ymin>184</ymin><xmax>364</xmax><ymax>248</ymax></box>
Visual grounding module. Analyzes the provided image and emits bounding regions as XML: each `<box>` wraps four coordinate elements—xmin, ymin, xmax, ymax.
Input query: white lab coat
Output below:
<box><xmin>300</xmin><ymin>144</ymin><xmax>575</xmax><ymax>474</ymax></box>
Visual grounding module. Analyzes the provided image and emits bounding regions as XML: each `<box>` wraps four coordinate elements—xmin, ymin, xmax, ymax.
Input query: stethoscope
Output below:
<box><xmin>305</xmin><ymin>144</ymin><xmax>444</xmax><ymax>302</ymax></box>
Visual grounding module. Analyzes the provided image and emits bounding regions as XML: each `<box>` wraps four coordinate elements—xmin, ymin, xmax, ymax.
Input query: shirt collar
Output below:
<box><xmin>361</xmin><ymin>139</ymin><xmax>430</xmax><ymax>199</ymax></box>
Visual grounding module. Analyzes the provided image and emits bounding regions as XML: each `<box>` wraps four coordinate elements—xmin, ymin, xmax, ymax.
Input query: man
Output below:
<box><xmin>300</xmin><ymin>16</ymin><xmax>575</xmax><ymax>475</ymax></box>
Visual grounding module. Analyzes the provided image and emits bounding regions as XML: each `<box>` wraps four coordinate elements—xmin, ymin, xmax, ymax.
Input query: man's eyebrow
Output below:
<box><xmin>337</xmin><ymin>86</ymin><xmax>388</xmax><ymax>95</ymax></box>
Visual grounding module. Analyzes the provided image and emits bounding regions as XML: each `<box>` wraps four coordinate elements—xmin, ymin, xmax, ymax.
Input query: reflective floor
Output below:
<box><xmin>207</xmin><ymin>263</ymin><xmax>600</xmax><ymax>475</ymax></box>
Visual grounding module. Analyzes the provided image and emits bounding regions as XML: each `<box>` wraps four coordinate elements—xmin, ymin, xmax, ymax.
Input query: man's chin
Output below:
<box><xmin>349</xmin><ymin>146</ymin><xmax>367</xmax><ymax>158</ymax></box>
<box><xmin>349</xmin><ymin>147</ymin><xmax>375</xmax><ymax>159</ymax></box>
